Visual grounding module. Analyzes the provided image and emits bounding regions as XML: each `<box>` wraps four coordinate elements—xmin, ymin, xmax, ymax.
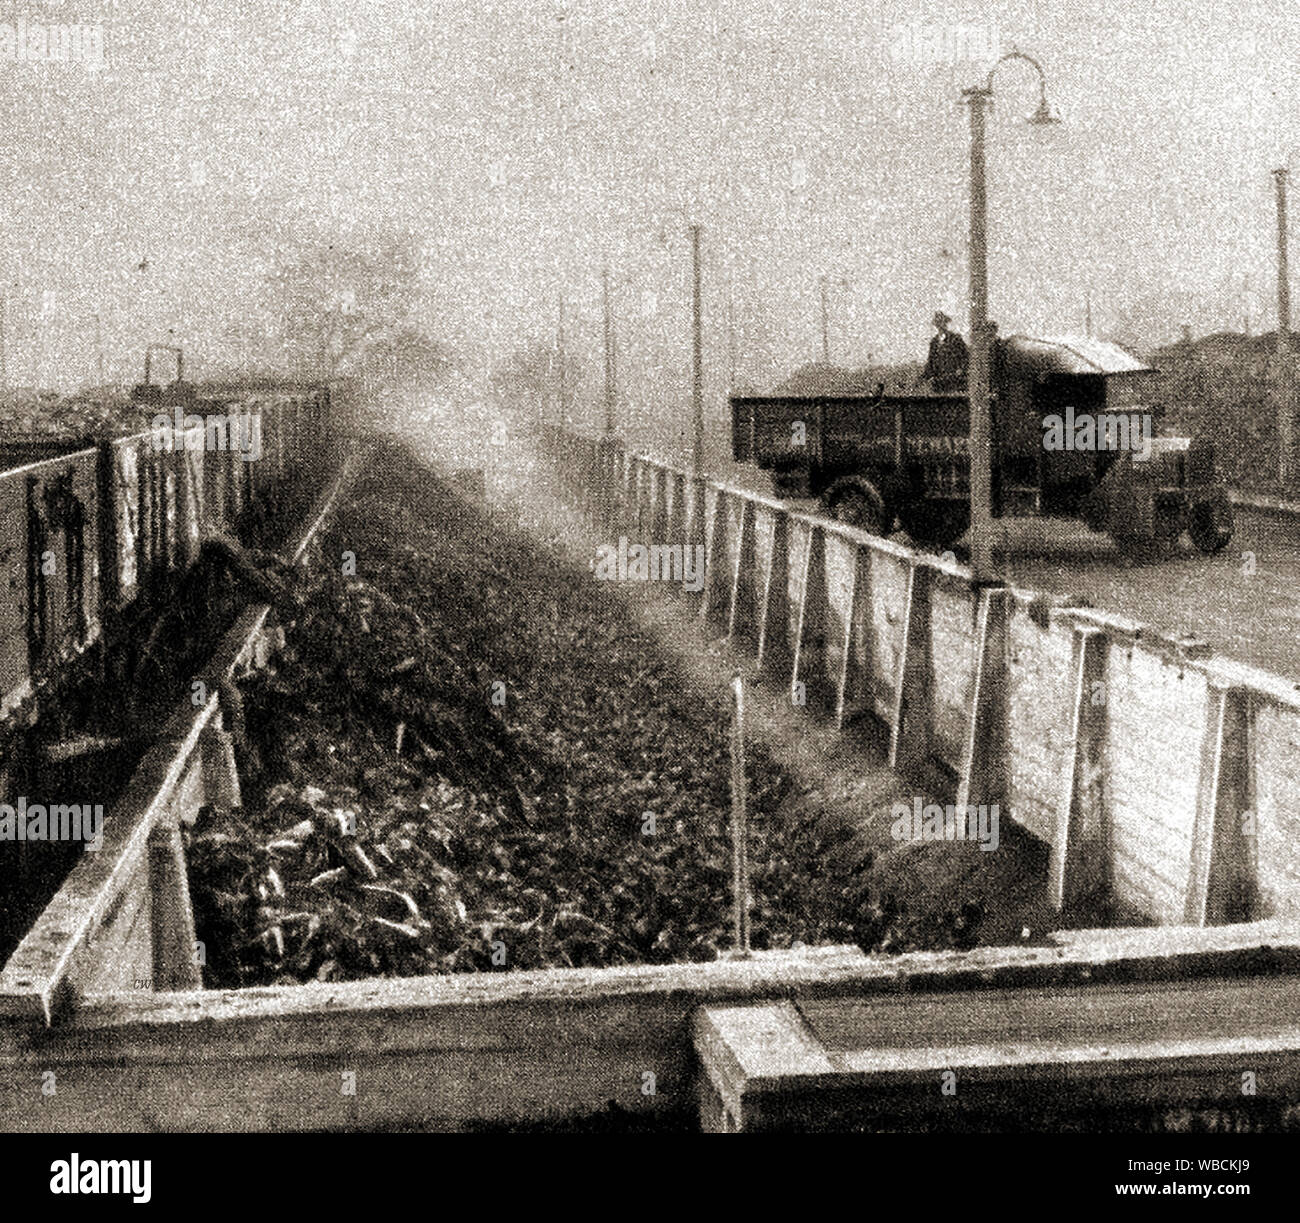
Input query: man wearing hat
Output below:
<box><xmin>923</xmin><ymin>311</ymin><xmax>969</xmax><ymax>391</ymax></box>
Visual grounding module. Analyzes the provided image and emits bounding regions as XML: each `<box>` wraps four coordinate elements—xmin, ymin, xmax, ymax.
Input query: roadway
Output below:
<box><xmin>987</xmin><ymin>507</ymin><xmax>1300</xmax><ymax>682</ymax></box>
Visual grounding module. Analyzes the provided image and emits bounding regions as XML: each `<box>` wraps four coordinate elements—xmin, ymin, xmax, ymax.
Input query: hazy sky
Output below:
<box><xmin>2</xmin><ymin>0</ymin><xmax>1296</xmax><ymax>443</ymax></box>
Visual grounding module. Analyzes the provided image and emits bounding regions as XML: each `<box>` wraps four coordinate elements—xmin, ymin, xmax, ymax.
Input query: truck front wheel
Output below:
<box><xmin>1189</xmin><ymin>497</ymin><xmax>1233</xmax><ymax>554</ymax></box>
<box><xmin>899</xmin><ymin>499</ymin><xmax>970</xmax><ymax>550</ymax></box>
<box><xmin>824</xmin><ymin>479</ymin><xmax>890</xmax><ymax>537</ymax></box>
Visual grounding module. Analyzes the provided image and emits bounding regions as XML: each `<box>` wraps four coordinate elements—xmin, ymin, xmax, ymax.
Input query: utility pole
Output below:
<box><xmin>965</xmin><ymin>82</ymin><xmax>996</xmax><ymax>582</ymax></box>
<box><xmin>602</xmin><ymin>268</ymin><xmax>616</xmax><ymax>436</ymax></box>
<box><xmin>1275</xmin><ymin>167</ymin><xmax>1292</xmax><ymax>485</ymax></box>
<box><xmin>820</xmin><ymin>277</ymin><xmax>831</xmax><ymax>364</ymax></box>
<box><xmin>726</xmin><ymin>288</ymin><xmax>737</xmax><ymax>390</ymax></box>
<box><xmin>93</xmin><ymin>312</ymin><xmax>105</xmax><ymax>387</ymax></box>
<box><xmin>690</xmin><ymin>223</ymin><xmax>704</xmax><ymax>471</ymax></box>
<box><xmin>1085</xmin><ymin>290</ymin><xmax>1092</xmax><ymax>339</ymax></box>
<box><xmin>557</xmin><ymin>291</ymin><xmax>567</xmax><ymax>430</ymax></box>
<box><xmin>962</xmin><ymin>49</ymin><xmax>1058</xmax><ymax>585</ymax></box>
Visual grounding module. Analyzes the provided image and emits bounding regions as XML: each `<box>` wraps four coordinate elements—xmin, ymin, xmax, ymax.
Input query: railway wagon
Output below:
<box><xmin>0</xmin><ymin>385</ymin><xmax>333</xmax><ymax>724</ymax></box>
<box><xmin>730</xmin><ymin>334</ymin><xmax>1233</xmax><ymax>555</ymax></box>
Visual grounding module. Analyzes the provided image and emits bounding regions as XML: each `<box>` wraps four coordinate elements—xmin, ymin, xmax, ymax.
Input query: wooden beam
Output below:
<box><xmin>888</xmin><ymin>563</ymin><xmax>932</xmax><ymax>772</ymax></box>
<box><xmin>1186</xmin><ymin>682</ymin><xmax>1256</xmax><ymax>926</ymax></box>
<box><xmin>665</xmin><ymin>471</ymin><xmax>687</xmax><ymax>550</ymax></box>
<box><xmin>834</xmin><ymin>546</ymin><xmax>872</xmax><ymax>730</ymax></box>
<box><xmin>6</xmin><ymin>933</ymin><xmax>1300</xmax><ymax>1131</ymax></box>
<box><xmin>1049</xmin><ymin>625</ymin><xmax>1108</xmax><ymax>912</ymax></box>
<box><xmin>148</xmin><ymin>820</ymin><xmax>202</xmax><ymax>991</ymax></box>
<box><xmin>697</xmin><ymin>975</ymin><xmax>1300</xmax><ymax>1131</ymax></box>
<box><xmin>700</xmin><ymin>488</ymin><xmax>730</xmax><ymax>629</ymax></box>
<box><xmin>756</xmin><ymin>510</ymin><xmax>791</xmax><ymax>681</ymax></box>
<box><xmin>955</xmin><ymin>587</ymin><xmax>1011</xmax><ymax>811</ymax></box>
<box><xmin>791</xmin><ymin>524</ymin><xmax>831</xmax><ymax>708</ymax></box>
<box><xmin>727</xmin><ymin>498</ymin><xmax>758</xmax><ymax>647</ymax></box>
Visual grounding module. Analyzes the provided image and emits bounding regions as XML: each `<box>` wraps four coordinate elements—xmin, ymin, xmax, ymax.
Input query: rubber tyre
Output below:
<box><xmin>1188</xmin><ymin>499</ymin><xmax>1233</xmax><ymax>554</ymax></box>
<box><xmin>899</xmin><ymin>500</ymin><xmax>970</xmax><ymax>550</ymax></box>
<box><xmin>824</xmin><ymin>481</ymin><xmax>889</xmax><ymax>537</ymax></box>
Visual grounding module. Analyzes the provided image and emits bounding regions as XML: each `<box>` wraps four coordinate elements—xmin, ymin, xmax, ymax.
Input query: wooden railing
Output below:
<box><xmin>540</xmin><ymin>426</ymin><xmax>1300</xmax><ymax>929</ymax></box>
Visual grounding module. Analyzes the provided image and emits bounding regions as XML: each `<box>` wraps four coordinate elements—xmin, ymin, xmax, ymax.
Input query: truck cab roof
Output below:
<box><xmin>1001</xmin><ymin>334</ymin><xmax>1152</xmax><ymax>377</ymax></box>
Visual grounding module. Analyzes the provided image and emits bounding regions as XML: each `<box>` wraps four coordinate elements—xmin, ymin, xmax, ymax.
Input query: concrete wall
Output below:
<box><xmin>547</xmin><ymin>428</ymin><xmax>1300</xmax><ymax>929</ymax></box>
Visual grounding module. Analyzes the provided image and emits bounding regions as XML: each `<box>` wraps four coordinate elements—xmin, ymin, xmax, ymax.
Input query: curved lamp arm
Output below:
<box><xmin>981</xmin><ymin>48</ymin><xmax>1060</xmax><ymax>124</ymax></box>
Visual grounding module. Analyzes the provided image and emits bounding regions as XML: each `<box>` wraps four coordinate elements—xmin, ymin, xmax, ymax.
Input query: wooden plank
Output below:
<box><xmin>1049</xmin><ymin>625</ymin><xmax>1108</xmax><ymax>911</ymax></box>
<box><xmin>700</xmin><ymin>487</ymin><xmax>730</xmax><ymax>629</ymax></box>
<box><xmin>665</xmin><ymin>470</ymin><xmax>686</xmax><ymax>550</ymax></box>
<box><xmin>149</xmin><ymin>819</ymin><xmax>202</xmax><ymax>991</ymax></box>
<box><xmin>5</xmin><ymin>945</ymin><xmax>1300</xmax><ymax>1132</ymax></box>
<box><xmin>791</xmin><ymin>523</ymin><xmax>831</xmax><ymax>708</ymax></box>
<box><xmin>648</xmin><ymin>467</ymin><xmax>669</xmax><ymax>546</ymax></box>
<box><xmin>1186</xmin><ymin>683</ymin><xmax>1256</xmax><ymax>925</ymax></box>
<box><xmin>834</xmin><ymin>545</ymin><xmax>872</xmax><ymax>730</ymax></box>
<box><xmin>698</xmin><ymin>974</ymin><xmax>1300</xmax><ymax>1131</ymax></box>
<box><xmin>888</xmin><ymin>563</ymin><xmax>932</xmax><ymax>771</ymax></box>
<box><xmin>726</xmin><ymin>497</ymin><xmax>758</xmax><ymax>646</ymax></box>
<box><xmin>955</xmin><ymin>587</ymin><xmax>1011</xmax><ymax>811</ymax></box>
<box><xmin>755</xmin><ymin>509</ymin><xmax>791</xmax><ymax>680</ymax></box>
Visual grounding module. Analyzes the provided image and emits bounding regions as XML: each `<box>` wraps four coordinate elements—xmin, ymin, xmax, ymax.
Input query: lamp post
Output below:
<box><xmin>1274</xmin><ymin>168</ymin><xmax>1292</xmax><ymax>486</ymax></box>
<box><xmin>602</xmin><ymin>267</ymin><xmax>616</xmax><ymax>436</ymax></box>
<box><xmin>690</xmin><ymin>222</ymin><xmax>704</xmax><ymax>471</ymax></box>
<box><xmin>962</xmin><ymin>49</ymin><xmax>1059</xmax><ymax>584</ymax></box>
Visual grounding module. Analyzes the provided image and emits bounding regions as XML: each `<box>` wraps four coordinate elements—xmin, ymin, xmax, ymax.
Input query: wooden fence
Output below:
<box><xmin>541</xmin><ymin>426</ymin><xmax>1300</xmax><ymax>929</ymax></box>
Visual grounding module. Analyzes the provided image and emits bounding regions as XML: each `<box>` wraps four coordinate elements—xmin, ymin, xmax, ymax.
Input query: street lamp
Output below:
<box><xmin>962</xmin><ymin>48</ymin><xmax>1059</xmax><ymax>584</ymax></box>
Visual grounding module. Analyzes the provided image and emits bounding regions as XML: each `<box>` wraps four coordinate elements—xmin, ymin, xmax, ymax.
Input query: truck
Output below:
<box><xmin>130</xmin><ymin>344</ymin><xmax>196</xmax><ymax>409</ymax></box>
<box><xmin>729</xmin><ymin>334</ymin><xmax>1233</xmax><ymax>557</ymax></box>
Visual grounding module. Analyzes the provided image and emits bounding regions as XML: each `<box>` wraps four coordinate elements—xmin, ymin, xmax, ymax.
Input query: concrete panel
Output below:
<box><xmin>865</xmin><ymin>550</ymin><xmax>910</xmax><ymax>722</ymax></box>
<box><xmin>1005</xmin><ymin>607</ymin><xmax>1074</xmax><ymax>843</ymax></box>
<box><xmin>928</xmin><ymin>578</ymin><xmax>980</xmax><ymax>767</ymax></box>
<box><xmin>1105</xmin><ymin>648</ymin><xmax>1207</xmax><ymax>923</ymax></box>
<box><xmin>1251</xmin><ymin>702</ymin><xmax>1300</xmax><ymax>917</ymax></box>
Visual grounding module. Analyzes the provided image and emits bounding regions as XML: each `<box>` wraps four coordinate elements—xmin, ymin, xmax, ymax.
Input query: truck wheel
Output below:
<box><xmin>1116</xmin><ymin>507</ymin><xmax>1183</xmax><ymax>562</ymax></box>
<box><xmin>900</xmin><ymin>500</ymin><xmax>970</xmax><ymax>550</ymax></box>
<box><xmin>824</xmin><ymin>480</ymin><xmax>889</xmax><ymax>536</ymax></box>
<box><xmin>1082</xmin><ymin>491</ymin><xmax>1108</xmax><ymax>535</ymax></box>
<box><xmin>1189</xmin><ymin>499</ymin><xmax>1233</xmax><ymax>554</ymax></box>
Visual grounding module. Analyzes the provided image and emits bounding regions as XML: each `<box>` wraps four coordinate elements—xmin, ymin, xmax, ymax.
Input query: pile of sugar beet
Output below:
<box><xmin>185</xmin><ymin>439</ymin><xmax>982</xmax><ymax>987</ymax></box>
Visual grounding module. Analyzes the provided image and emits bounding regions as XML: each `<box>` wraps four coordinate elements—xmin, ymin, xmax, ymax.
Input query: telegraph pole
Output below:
<box><xmin>1275</xmin><ymin>167</ymin><xmax>1292</xmax><ymax>485</ymax></box>
<box><xmin>820</xmin><ymin>277</ymin><xmax>831</xmax><ymax>364</ymax></box>
<box><xmin>602</xmin><ymin>268</ymin><xmax>615</xmax><ymax>436</ymax></box>
<box><xmin>93</xmin><ymin>312</ymin><xmax>105</xmax><ymax>386</ymax></box>
<box><xmin>557</xmin><ymin>291</ymin><xmax>567</xmax><ymax>429</ymax></box>
<box><xmin>690</xmin><ymin>223</ymin><xmax>704</xmax><ymax>471</ymax></box>
<box><xmin>965</xmin><ymin>82</ymin><xmax>995</xmax><ymax>582</ymax></box>
<box><xmin>726</xmin><ymin>288</ymin><xmax>737</xmax><ymax>390</ymax></box>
